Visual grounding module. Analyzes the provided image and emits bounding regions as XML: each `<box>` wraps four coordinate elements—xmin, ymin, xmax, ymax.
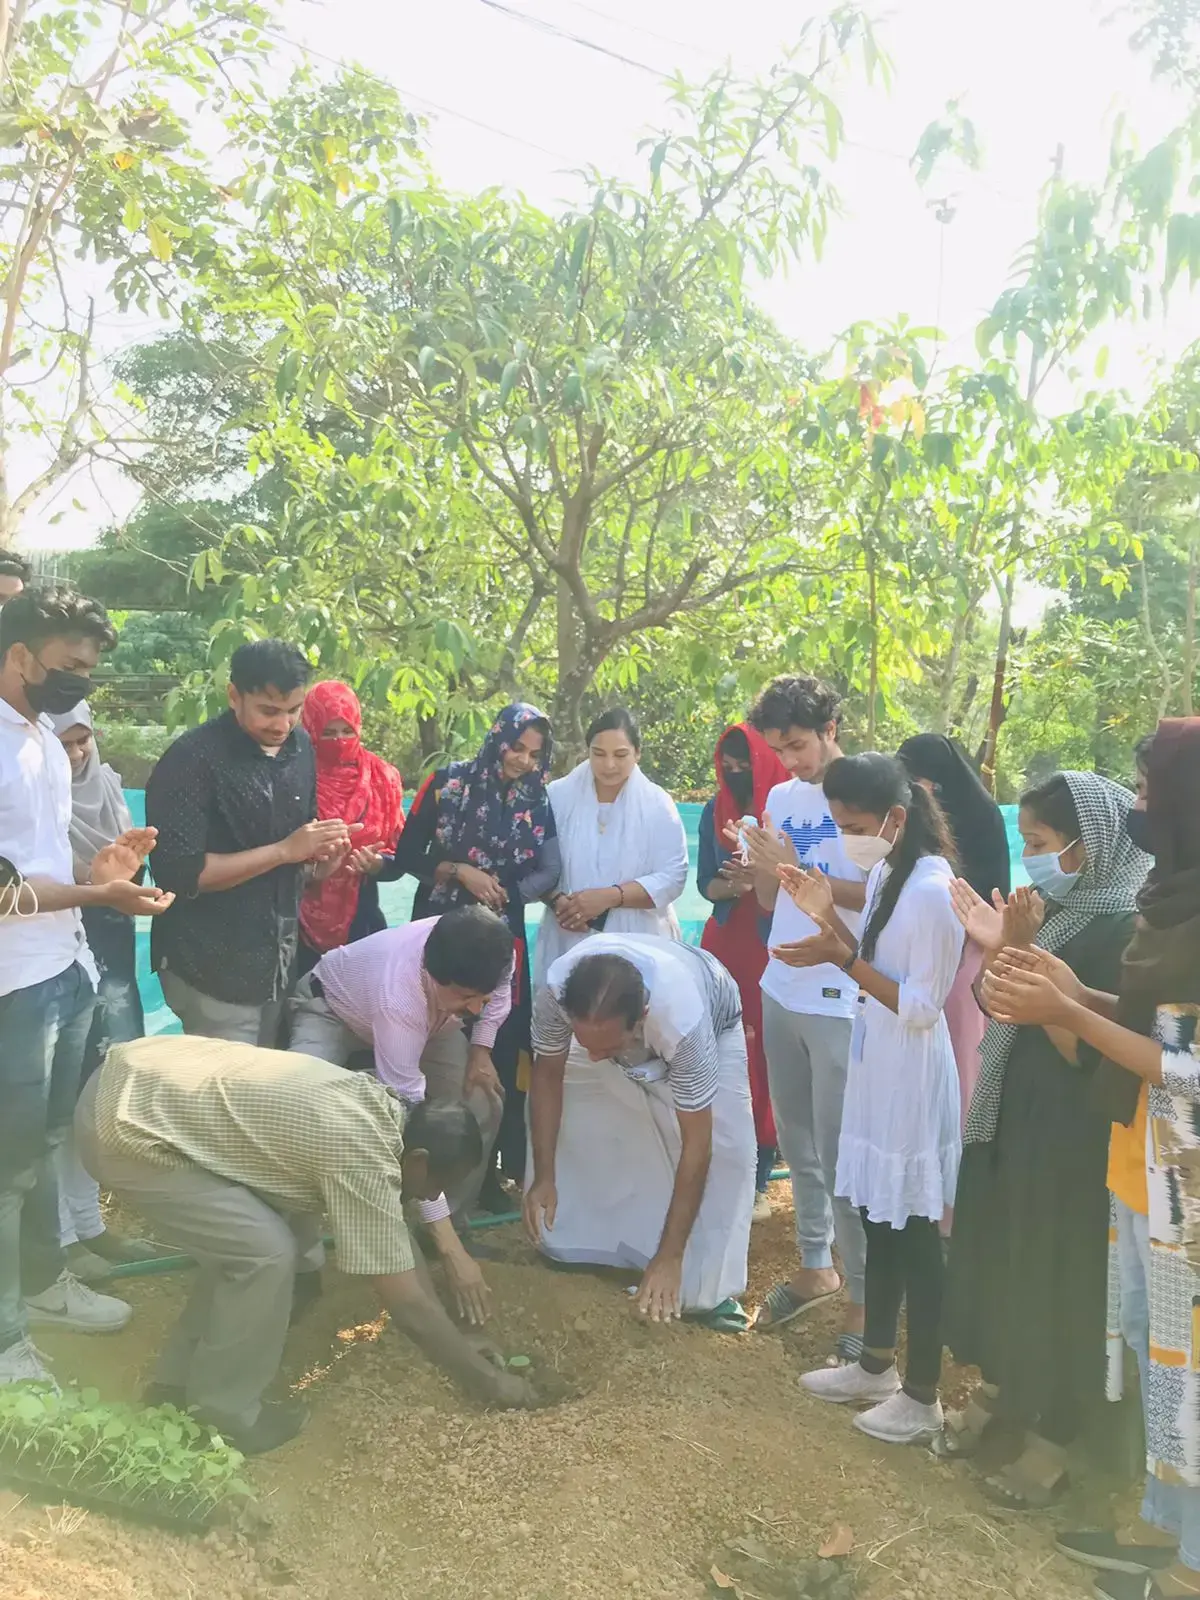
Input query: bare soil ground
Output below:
<box><xmin>0</xmin><ymin>1185</ymin><xmax>1116</xmax><ymax>1600</ymax></box>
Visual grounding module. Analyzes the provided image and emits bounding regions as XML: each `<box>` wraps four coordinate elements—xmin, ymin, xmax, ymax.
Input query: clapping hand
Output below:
<box><xmin>723</xmin><ymin>812</ymin><xmax>796</xmax><ymax>873</ymax></box>
<box><xmin>90</xmin><ymin>827</ymin><xmax>158</xmax><ymax>885</ymax></box>
<box><xmin>770</xmin><ymin>914</ymin><xmax>853</xmax><ymax>971</ymax></box>
<box><xmin>1000</xmin><ymin>885</ymin><xmax>1045</xmax><ymax>949</ymax></box>
<box><xmin>716</xmin><ymin>859</ymin><xmax>755</xmax><ymax>895</ymax></box>
<box><xmin>347</xmin><ymin>845</ymin><xmax>386</xmax><ymax>876</ymax></box>
<box><xmin>982</xmin><ymin>947</ymin><xmax>1076</xmax><ymax>1029</ymax></box>
<box><xmin>777</xmin><ymin>862</ymin><xmax>835</xmax><ymax>921</ymax></box>
<box><xmin>948</xmin><ymin>878</ymin><xmax>1007</xmax><ymax>951</ymax></box>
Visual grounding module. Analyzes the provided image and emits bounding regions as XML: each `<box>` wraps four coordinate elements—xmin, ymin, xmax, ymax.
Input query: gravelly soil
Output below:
<box><xmin>0</xmin><ymin>1186</ymin><xmax>1112</xmax><ymax>1600</ymax></box>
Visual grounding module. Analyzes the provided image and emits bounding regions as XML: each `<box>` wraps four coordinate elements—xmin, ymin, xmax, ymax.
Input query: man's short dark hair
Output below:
<box><xmin>229</xmin><ymin>639</ymin><xmax>310</xmax><ymax>696</ymax></box>
<box><xmin>1134</xmin><ymin>732</ymin><xmax>1156</xmax><ymax>774</ymax></box>
<box><xmin>561</xmin><ymin>953</ymin><xmax>646</xmax><ymax>1030</ymax></box>
<box><xmin>0</xmin><ymin>549</ymin><xmax>31</xmax><ymax>583</ymax></box>
<box><xmin>404</xmin><ymin>1098</ymin><xmax>483</xmax><ymax>1176</ymax></box>
<box><xmin>424</xmin><ymin>906</ymin><xmax>514</xmax><ymax>992</ymax></box>
<box><xmin>0</xmin><ymin>583</ymin><xmax>117</xmax><ymax>659</ymax></box>
<box><xmin>749</xmin><ymin>673</ymin><xmax>842</xmax><ymax>736</ymax></box>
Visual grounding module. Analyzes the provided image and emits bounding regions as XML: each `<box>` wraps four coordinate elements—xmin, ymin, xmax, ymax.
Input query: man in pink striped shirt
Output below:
<box><xmin>287</xmin><ymin>906</ymin><xmax>513</xmax><ymax>1325</ymax></box>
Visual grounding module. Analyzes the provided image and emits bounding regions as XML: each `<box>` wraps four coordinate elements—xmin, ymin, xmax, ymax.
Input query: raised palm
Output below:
<box><xmin>1000</xmin><ymin>885</ymin><xmax>1045</xmax><ymax>949</ymax></box>
<box><xmin>90</xmin><ymin>827</ymin><xmax>158</xmax><ymax>886</ymax></box>
<box><xmin>777</xmin><ymin>862</ymin><xmax>834</xmax><ymax>921</ymax></box>
<box><xmin>949</xmin><ymin>878</ymin><xmax>1006</xmax><ymax>951</ymax></box>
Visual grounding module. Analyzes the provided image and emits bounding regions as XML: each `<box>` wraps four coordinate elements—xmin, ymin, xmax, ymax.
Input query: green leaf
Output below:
<box><xmin>275</xmin><ymin>351</ymin><xmax>301</xmax><ymax>400</ymax></box>
<box><xmin>499</xmin><ymin>359</ymin><xmax>521</xmax><ymax>405</ymax></box>
<box><xmin>649</xmin><ymin>138</ymin><xmax>669</xmax><ymax>186</ymax></box>
<box><xmin>122</xmin><ymin>195</ymin><xmax>144</xmax><ymax>232</ymax></box>
<box><xmin>567</xmin><ymin>219</ymin><xmax>591</xmax><ymax>285</ymax></box>
<box><xmin>146</xmin><ymin>218</ymin><xmax>173</xmax><ymax>263</ymax></box>
<box><xmin>418</xmin><ymin>346</ymin><xmax>436</xmax><ymax>386</ymax></box>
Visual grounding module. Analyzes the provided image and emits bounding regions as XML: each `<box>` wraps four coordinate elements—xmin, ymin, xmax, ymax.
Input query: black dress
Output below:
<box><xmin>944</xmin><ymin>910</ymin><xmax>1135</xmax><ymax>1444</ymax></box>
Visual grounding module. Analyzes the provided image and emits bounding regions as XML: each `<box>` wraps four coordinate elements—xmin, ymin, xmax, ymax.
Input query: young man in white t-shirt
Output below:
<box><xmin>740</xmin><ymin>675</ymin><xmax>868</xmax><ymax>1355</ymax></box>
<box><xmin>0</xmin><ymin>586</ymin><xmax>173</xmax><ymax>1385</ymax></box>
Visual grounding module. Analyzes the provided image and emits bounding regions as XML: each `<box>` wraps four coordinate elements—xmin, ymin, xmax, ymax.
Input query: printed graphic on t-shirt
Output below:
<box><xmin>779</xmin><ymin>815</ymin><xmax>839</xmax><ymax>870</ymax></box>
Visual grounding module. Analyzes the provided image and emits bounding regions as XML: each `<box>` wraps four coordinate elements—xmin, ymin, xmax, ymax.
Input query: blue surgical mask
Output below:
<box><xmin>1023</xmin><ymin>839</ymin><xmax>1082</xmax><ymax>902</ymax></box>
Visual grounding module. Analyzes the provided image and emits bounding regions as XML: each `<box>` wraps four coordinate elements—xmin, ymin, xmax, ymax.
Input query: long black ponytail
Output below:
<box><xmin>823</xmin><ymin>753</ymin><xmax>957</xmax><ymax>960</ymax></box>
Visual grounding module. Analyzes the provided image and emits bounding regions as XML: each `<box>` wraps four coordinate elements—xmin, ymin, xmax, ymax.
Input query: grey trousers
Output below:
<box><xmin>761</xmin><ymin>995</ymin><xmax>866</xmax><ymax>1304</ymax></box>
<box><xmin>160</xmin><ymin>969</ymin><xmax>282</xmax><ymax>1048</ymax></box>
<box><xmin>75</xmin><ymin>1073</ymin><xmax>320</xmax><ymax>1428</ymax></box>
<box><xmin>287</xmin><ymin>976</ymin><xmax>502</xmax><ymax>1217</ymax></box>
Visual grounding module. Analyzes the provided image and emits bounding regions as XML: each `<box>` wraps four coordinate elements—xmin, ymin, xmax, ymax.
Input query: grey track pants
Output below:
<box><xmin>760</xmin><ymin>995</ymin><xmax>866</xmax><ymax>1304</ymax></box>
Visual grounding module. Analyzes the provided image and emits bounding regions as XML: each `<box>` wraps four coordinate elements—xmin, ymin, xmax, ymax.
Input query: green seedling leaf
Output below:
<box><xmin>506</xmin><ymin>1355</ymin><xmax>531</xmax><ymax>1370</ymax></box>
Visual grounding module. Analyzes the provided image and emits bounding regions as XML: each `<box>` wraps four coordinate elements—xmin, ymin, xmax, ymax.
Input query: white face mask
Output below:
<box><xmin>841</xmin><ymin>818</ymin><xmax>895</xmax><ymax>872</ymax></box>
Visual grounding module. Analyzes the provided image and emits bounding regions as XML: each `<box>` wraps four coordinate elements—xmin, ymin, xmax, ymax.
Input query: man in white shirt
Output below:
<box><xmin>739</xmin><ymin>675</ymin><xmax>868</xmax><ymax>1353</ymax></box>
<box><xmin>0</xmin><ymin>585</ymin><xmax>173</xmax><ymax>1386</ymax></box>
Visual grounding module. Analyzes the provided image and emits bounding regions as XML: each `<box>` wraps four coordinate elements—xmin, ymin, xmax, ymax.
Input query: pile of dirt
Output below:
<box><xmin>3</xmin><ymin>1191</ymin><xmax>1101</xmax><ymax>1600</ymax></box>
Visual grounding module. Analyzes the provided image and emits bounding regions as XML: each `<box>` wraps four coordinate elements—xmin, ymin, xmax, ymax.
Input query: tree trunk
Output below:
<box><xmin>416</xmin><ymin>711</ymin><xmax>442</xmax><ymax>764</ymax></box>
<box><xmin>552</xmin><ymin>663</ymin><xmax>593</xmax><ymax>768</ymax></box>
<box><xmin>950</xmin><ymin>670</ymin><xmax>980</xmax><ymax>741</ymax></box>
<box><xmin>933</xmin><ymin>602</ymin><xmax>978</xmax><ymax>735</ymax></box>
<box><xmin>1185</xmin><ymin>528</ymin><xmax>1197</xmax><ymax>717</ymax></box>
<box><xmin>979</xmin><ymin>569</ymin><xmax>1016</xmax><ymax>795</ymax></box>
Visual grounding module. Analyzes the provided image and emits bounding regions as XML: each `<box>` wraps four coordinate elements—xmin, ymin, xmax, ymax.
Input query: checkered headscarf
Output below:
<box><xmin>963</xmin><ymin>771</ymin><xmax>1150</xmax><ymax>1145</ymax></box>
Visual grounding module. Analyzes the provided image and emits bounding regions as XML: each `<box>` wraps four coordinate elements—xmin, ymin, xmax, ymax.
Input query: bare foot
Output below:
<box><xmin>789</xmin><ymin>1267</ymin><xmax>841</xmax><ymax>1300</ymax></box>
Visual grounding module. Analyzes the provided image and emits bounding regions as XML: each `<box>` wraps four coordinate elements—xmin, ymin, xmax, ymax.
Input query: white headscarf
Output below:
<box><xmin>535</xmin><ymin>758</ymin><xmax>688</xmax><ymax>985</ymax></box>
<box><xmin>47</xmin><ymin>701</ymin><xmax>132</xmax><ymax>884</ymax></box>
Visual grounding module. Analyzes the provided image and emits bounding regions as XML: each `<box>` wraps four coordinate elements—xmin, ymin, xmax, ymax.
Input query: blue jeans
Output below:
<box><xmin>1114</xmin><ymin>1194</ymin><xmax>1200</xmax><ymax>1571</ymax></box>
<box><xmin>0</xmin><ymin>963</ymin><xmax>95</xmax><ymax>1350</ymax></box>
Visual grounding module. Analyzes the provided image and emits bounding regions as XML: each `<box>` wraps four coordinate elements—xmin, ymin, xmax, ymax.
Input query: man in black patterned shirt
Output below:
<box><xmin>147</xmin><ymin>640</ymin><xmax>352</xmax><ymax>1044</ymax></box>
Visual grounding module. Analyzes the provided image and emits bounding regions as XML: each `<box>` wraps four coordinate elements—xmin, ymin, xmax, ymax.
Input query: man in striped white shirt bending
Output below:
<box><xmin>287</xmin><ymin>905</ymin><xmax>513</xmax><ymax>1326</ymax></box>
<box><xmin>523</xmin><ymin>934</ymin><xmax>756</xmax><ymax>1327</ymax></box>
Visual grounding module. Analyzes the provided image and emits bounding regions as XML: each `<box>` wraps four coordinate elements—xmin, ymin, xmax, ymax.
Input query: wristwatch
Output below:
<box><xmin>841</xmin><ymin>943</ymin><xmax>859</xmax><ymax>974</ymax></box>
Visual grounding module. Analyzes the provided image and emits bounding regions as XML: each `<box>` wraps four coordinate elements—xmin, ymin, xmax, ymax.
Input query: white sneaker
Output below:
<box><xmin>752</xmin><ymin>1191</ymin><xmax>772</xmax><ymax>1224</ymax></box>
<box><xmin>853</xmin><ymin>1389</ymin><xmax>944</xmax><ymax>1444</ymax></box>
<box><xmin>0</xmin><ymin>1336</ymin><xmax>57</xmax><ymax>1388</ymax></box>
<box><xmin>25</xmin><ymin>1271</ymin><xmax>132</xmax><ymax>1334</ymax></box>
<box><xmin>799</xmin><ymin>1361</ymin><xmax>900</xmax><ymax>1404</ymax></box>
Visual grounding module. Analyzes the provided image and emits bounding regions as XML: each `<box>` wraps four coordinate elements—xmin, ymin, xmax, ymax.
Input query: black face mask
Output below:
<box><xmin>724</xmin><ymin>768</ymin><xmax>754</xmax><ymax>810</ymax></box>
<box><xmin>1124</xmin><ymin>807</ymin><xmax>1153</xmax><ymax>856</ymax></box>
<box><xmin>25</xmin><ymin>664</ymin><xmax>92</xmax><ymax>718</ymax></box>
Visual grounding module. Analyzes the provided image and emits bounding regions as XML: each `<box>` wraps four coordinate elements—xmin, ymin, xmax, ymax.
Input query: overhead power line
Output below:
<box><xmin>471</xmin><ymin>0</ymin><xmax>664</xmax><ymax>77</ymax></box>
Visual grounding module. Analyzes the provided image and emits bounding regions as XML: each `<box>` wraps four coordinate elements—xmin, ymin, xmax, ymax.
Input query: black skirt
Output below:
<box><xmin>943</xmin><ymin>913</ymin><xmax>1135</xmax><ymax>1439</ymax></box>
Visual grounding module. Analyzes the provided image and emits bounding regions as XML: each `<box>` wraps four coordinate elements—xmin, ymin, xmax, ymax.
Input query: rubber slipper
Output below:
<box><xmin>751</xmin><ymin>1280</ymin><xmax>840</xmax><ymax>1331</ymax></box>
<box><xmin>685</xmin><ymin>1298</ymin><xmax>750</xmax><ymax>1333</ymax></box>
<box><xmin>983</xmin><ymin>1465</ymin><xmax>1069</xmax><ymax>1511</ymax></box>
<box><xmin>825</xmin><ymin>1331</ymin><xmax>864</xmax><ymax>1367</ymax></box>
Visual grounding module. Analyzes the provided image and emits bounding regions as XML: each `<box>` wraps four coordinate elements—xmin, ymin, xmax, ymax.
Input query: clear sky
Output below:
<box><xmin>23</xmin><ymin>0</ymin><xmax>1198</xmax><ymax>551</ymax></box>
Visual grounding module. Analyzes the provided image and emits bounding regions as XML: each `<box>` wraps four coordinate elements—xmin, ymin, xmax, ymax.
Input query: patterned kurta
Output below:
<box><xmin>1142</xmin><ymin>1004</ymin><xmax>1200</xmax><ymax>1484</ymax></box>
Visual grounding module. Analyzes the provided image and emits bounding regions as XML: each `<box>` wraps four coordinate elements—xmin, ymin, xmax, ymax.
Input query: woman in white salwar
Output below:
<box><xmin>523</xmin><ymin>933</ymin><xmax>756</xmax><ymax>1328</ymax></box>
<box><xmin>777</xmin><ymin>754</ymin><xmax>964</xmax><ymax>1445</ymax></box>
<box><xmin>535</xmin><ymin>709</ymin><xmax>688</xmax><ymax>987</ymax></box>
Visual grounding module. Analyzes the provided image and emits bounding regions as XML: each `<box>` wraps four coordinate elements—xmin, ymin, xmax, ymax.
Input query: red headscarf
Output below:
<box><xmin>712</xmin><ymin>722</ymin><xmax>789</xmax><ymax>838</ymax></box>
<box><xmin>299</xmin><ymin>681</ymin><xmax>405</xmax><ymax>954</ymax></box>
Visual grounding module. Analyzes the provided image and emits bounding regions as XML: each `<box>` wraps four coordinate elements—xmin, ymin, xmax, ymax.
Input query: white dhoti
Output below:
<box><xmin>533</xmin><ymin>1024</ymin><xmax>756</xmax><ymax>1310</ymax></box>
